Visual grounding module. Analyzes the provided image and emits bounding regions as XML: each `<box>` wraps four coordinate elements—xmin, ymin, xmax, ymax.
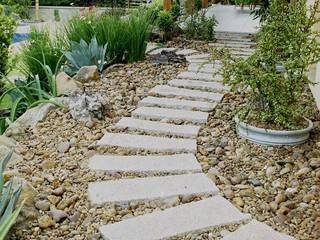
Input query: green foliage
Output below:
<box><xmin>0</xmin><ymin>0</ymin><xmax>32</xmax><ymax>19</ymax></box>
<box><xmin>157</xmin><ymin>10</ymin><xmax>176</xmax><ymax>40</ymax></box>
<box><xmin>39</xmin><ymin>0</ymin><xmax>127</xmax><ymax>7</ymax></box>
<box><xmin>251</xmin><ymin>0</ymin><xmax>270</xmax><ymax>22</ymax></box>
<box><xmin>212</xmin><ymin>0</ymin><xmax>320</xmax><ymax>130</ymax></box>
<box><xmin>0</xmin><ymin>151</ymin><xmax>23</xmax><ymax>240</ymax></box>
<box><xmin>65</xmin><ymin>9</ymin><xmax>152</xmax><ymax>64</ymax></box>
<box><xmin>21</xmin><ymin>28</ymin><xmax>65</xmax><ymax>93</ymax></box>
<box><xmin>185</xmin><ymin>11</ymin><xmax>217</xmax><ymax>41</ymax></box>
<box><xmin>185</xmin><ymin>0</ymin><xmax>202</xmax><ymax>15</ymax></box>
<box><xmin>170</xmin><ymin>1</ymin><xmax>181</xmax><ymax>21</ymax></box>
<box><xmin>64</xmin><ymin>37</ymin><xmax>108</xmax><ymax>75</ymax></box>
<box><xmin>0</xmin><ymin>13</ymin><xmax>15</xmax><ymax>76</ymax></box>
<box><xmin>54</xmin><ymin>9</ymin><xmax>61</xmax><ymax>22</ymax></box>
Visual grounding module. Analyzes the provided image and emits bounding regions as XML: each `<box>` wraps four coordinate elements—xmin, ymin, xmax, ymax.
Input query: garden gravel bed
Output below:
<box><xmin>197</xmin><ymin>92</ymin><xmax>320</xmax><ymax>240</ymax></box>
<box><xmin>8</xmin><ymin>59</ymin><xmax>187</xmax><ymax>239</ymax></box>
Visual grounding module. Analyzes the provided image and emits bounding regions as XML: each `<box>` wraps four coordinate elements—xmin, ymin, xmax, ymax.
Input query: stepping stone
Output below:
<box><xmin>88</xmin><ymin>173</ymin><xmax>218</xmax><ymax>205</ymax></box>
<box><xmin>89</xmin><ymin>153</ymin><xmax>202</xmax><ymax>175</ymax></box>
<box><xmin>116</xmin><ymin>117</ymin><xmax>200</xmax><ymax>138</ymax></box>
<box><xmin>148</xmin><ymin>47</ymin><xmax>177</xmax><ymax>55</ymax></box>
<box><xmin>187</xmin><ymin>58</ymin><xmax>211</xmax><ymax>64</ymax></box>
<box><xmin>97</xmin><ymin>133</ymin><xmax>197</xmax><ymax>153</ymax></box>
<box><xmin>177</xmin><ymin>71</ymin><xmax>223</xmax><ymax>82</ymax></box>
<box><xmin>210</xmin><ymin>42</ymin><xmax>256</xmax><ymax>49</ymax></box>
<box><xmin>186</xmin><ymin>53</ymin><xmax>210</xmax><ymax>60</ymax></box>
<box><xmin>138</xmin><ymin>96</ymin><xmax>216</xmax><ymax>112</ymax></box>
<box><xmin>215</xmin><ymin>39</ymin><xmax>254</xmax><ymax>45</ymax></box>
<box><xmin>188</xmin><ymin>63</ymin><xmax>222</xmax><ymax>74</ymax></box>
<box><xmin>222</xmin><ymin>220</ymin><xmax>295</xmax><ymax>240</ymax></box>
<box><xmin>132</xmin><ymin>107</ymin><xmax>208</xmax><ymax>124</ymax></box>
<box><xmin>175</xmin><ymin>49</ymin><xmax>198</xmax><ymax>56</ymax></box>
<box><xmin>231</xmin><ymin>50</ymin><xmax>253</xmax><ymax>56</ymax></box>
<box><xmin>146</xmin><ymin>43</ymin><xmax>160</xmax><ymax>53</ymax></box>
<box><xmin>169</xmin><ymin>79</ymin><xmax>229</xmax><ymax>92</ymax></box>
<box><xmin>150</xmin><ymin>85</ymin><xmax>224</xmax><ymax>102</ymax></box>
<box><xmin>99</xmin><ymin>196</ymin><xmax>251</xmax><ymax>240</ymax></box>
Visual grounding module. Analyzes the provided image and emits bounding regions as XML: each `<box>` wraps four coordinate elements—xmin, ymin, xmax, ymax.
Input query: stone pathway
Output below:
<box><xmin>88</xmin><ymin>33</ymin><xmax>296</xmax><ymax>239</ymax></box>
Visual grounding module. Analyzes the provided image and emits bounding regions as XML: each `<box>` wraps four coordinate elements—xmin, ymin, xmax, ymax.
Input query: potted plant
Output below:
<box><xmin>212</xmin><ymin>0</ymin><xmax>320</xmax><ymax>145</ymax></box>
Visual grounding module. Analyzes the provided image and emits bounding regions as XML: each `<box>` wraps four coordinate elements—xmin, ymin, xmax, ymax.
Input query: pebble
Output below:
<box><xmin>57</xmin><ymin>141</ymin><xmax>71</xmax><ymax>153</ymax></box>
<box><xmin>49</xmin><ymin>209</ymin><xmax>68</xmax><ymax>223</ymax></box>
<box><xmin>275</xmin><ymin>193</ymin><xmax>287</xmax><ymax>204</ymax></box>
<box><xmin>309</xmin><ymin>158</ymin><xmax>320</xmax><ymax>168</ymax></box>
<box><xmin>35</xmin><ymin>200</ymin><xmax>50</xmax><ymax>211</ymax></box>
<box><xmin>223</xmin><ymin>188</ymin><xmax>235</xmax><ymax>199</ymax></box>
<box><xmin>295</xmin><ymin>167</ymin><xmax>311</xmax><ymax>177</ymax></box>
<box><xmin>38</xmin><ymin>215</ymin><xmax>55</xmax><ymax>229</ymax></box>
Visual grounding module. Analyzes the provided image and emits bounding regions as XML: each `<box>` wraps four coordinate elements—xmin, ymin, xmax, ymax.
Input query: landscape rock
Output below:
<box><xmin>35</xmin><ymin>200</ymin><xmax>50</xmax><ymax>211</ymax></box>
<box><xmin>38</xmin><ymin>215</ymin><xmax>55</xmax><ymax>228</ymax></box>
<box><xmin>56</xmin><ymin>72</ymin><xmax>82</xmax><ymax>96</ymax></box>
<box><xmin>309</xmin><ymin>158</ymin><xmax>320</xmax><ymax>168</ymax></box>
<box><xmin>57</xmin><ymin>141</ymin><xmax>70</xmax><ymax>153</ymax></box>
<box><xmin>49</xmin><ymin>209</ymin><xmax>68</xmax><ymax>222</ymax></box>
<box><xmin>0</xmin><ymin>145</ymin><xmax>23</xmax><ymax>164</ymax></box>
<box><xmin>73</xmin><ymin>66</ymin><xmax>100</xmax><ymax>83</ymax></box>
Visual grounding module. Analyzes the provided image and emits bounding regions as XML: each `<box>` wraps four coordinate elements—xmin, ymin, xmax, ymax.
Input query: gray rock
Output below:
<box><xmin>35</xmin><ymin>200</ymin><xmax>50</xmax><ymax>211</ymax></box>
<box><xmin>49</xmin><ymin>209</ymin><xmax>68</xmax><ymax>222</ymax></box>
<box><xmin>57</xmin><ymin>142</ymin><xmax>70</xmax><ymax>153</ymax></box>
<box><xmin>309</xmin><ymin>158</ymin><xmax>320</xmax><ymax>168</ymax></box>
<box><xmin>0</xmin><ymin>145</ymin><xmax>23</xmax><ymax>164</ymax></box>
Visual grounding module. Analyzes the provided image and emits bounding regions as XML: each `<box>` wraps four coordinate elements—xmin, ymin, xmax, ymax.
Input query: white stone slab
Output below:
<box><xmin>169</xmin><ymin>79</ymin><xmax>229</xmax><ymax>92</ymax></box>
<box><xmin>150</xmin><ymin>85</ymin><xmax>224</xmax><ymax>102</ymax></box>
<box><xmin>146</xmin><ymin>43</ymin><xmax>160</xmax><ymax>53</ymax></box>
<box><xmin>100</xmin><ymin>196</ymin><xmax>251</xmax><ymax>240</ymax></box>
<box><xmin>132</xmin><ymin>107</ymin><xmax>208</xmax><ymax>124</ymax></box>
<box><xmin>215</xmin><ymin>39</ymin><xmax>254</xmax><ymax>45</ymax></box>
<box><xmin>116</xmin><ymin>117</ymin><xmax>200</xmax><ymax>138</ymax></box>
<box><xmin>188</xmin><ymin>63</ymin><xmax>222</xmax><ymax>74</ymax></box>
<box><xmin>177</xmin><ymin>71</ymin><xmax>223</xmax><ymax>82</ymax></box>
<box><xmin>97</xmin><ymin>133</ymin><xmax>197</xmax><ymax>153</ymax></box>
<box><xmin>210</xmin><ymin>42</ymin><xmax>256</xmax><ymax>49</ymax></box>
<box><xmin>175</xmin><ymin>49</ymin><xmax>199</xmax><ymax>56</ymax></box>
<box><xmin>138</xmin><ymin>96</ymin><xmax>216</xmax><ymax>112</ymax></box>
<box><xmin>187</xmin><ymin>58</ymin><xmax>212</xmax><ymax>64</ymax></box>
<box><xmin>89</xmin><ymin>173</ymin><xmax>218</xmax><ymax>205</ymax></box>
<box><xmin>222</xmin><ymin>220</ymin><xmax>295</xmax><ymax>240</ymax></box>
<box><xmin>148</xmin><ymin>47</ymin><xmax>177</xmax><ymax>55</ymax></box>
<box><xmin>186</xmin><ymin>53</ymin><xmax>211</xmax><ymax>60</ymax></box>
<box><xmin>89</xmin><ymin>153</ymin><xmax>202</xmax><ymax>174</ymax></box>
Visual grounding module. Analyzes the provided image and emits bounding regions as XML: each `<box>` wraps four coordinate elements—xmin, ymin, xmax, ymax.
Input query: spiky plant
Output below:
<box><xmin>0</xmin><ymin>151</ymin><xmax>24</xmax><ymax>240</ymax></box>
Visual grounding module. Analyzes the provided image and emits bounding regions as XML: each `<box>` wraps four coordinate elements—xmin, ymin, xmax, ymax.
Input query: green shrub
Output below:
<box><xmin>184</xmin><ymin>11</ymin><xmax>217</xmax><ymax>41</ymax></box>
<box><xmin>0</xmin><ymin>14</ymin><xmax>15</xmax><ymax>76</ymax></box>
<box><xmin>157</xmin><ymin>11</ymin><xmax>177</xmax><ymax>40</ymax></box>
<box><xmin>21</xmin><ymin>28</ymin><xmax>65</xmax><ymax>93</ymax></box>
<box><xmin>185</xmin><ymin>0</ymin><xmax>202</xmax><ymax>15</ymax></box>
<box><xmin>64</xmin><ymin>36</ymin><xmax>108</xmax><ymax>75</ymax></box>
<box><xmin>0</xmin><ymin>0</ymin><xmax>32</xmax><ymax>19</ymax></box>
<box><xmin>170</xmin><ymin>1</ymin><xmax>181</xmax><ymax>21</ymax></box>
<box><xmin>0</xmin><ymin>151</ymin><xmax>24</xmax><ymax>240</ymax></box>
<box><xmin>213</xmin><ymin>0</ymin><xmax>320</xmax><ymax>130</ymax></box>
<box><xmin>54</xmin><ymin>9</ymin><xmax>61</xmax><ymax>22</ymax></box>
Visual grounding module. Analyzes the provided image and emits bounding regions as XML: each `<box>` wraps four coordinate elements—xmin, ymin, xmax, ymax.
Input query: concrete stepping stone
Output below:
<box><xmin>138</xmin><ymin>96</ymin><xmax>216</xmax><ymax>112</ymax></box>
<box><xmin>222</xmin><ymin>220</ymin><xmax>295</xmax><ymax>240</ymax></box>
<box><xmin>97</xmin><ymin>133</ymin><xmax>197</xmax><ymax>153</ymax></box>
<box><xmin>99</xmin><ymin>196</ymin><xmax>251</xmax><ymax>240</ymax></box>
<box><xmin>88</xmin><ymin>173</ymin><xmax>218</xmax><ymax>205</ymax></box>
<box><xmin>177</xmin><ymin>71</ymin><xmax>223</xmax><ymax>82</ymax></box>
<box><xmin>186</xmin><ymin>53</ymin><xmax>211</xmax><ymax>60</ymax></box>
<box><xmin>175</xmin><ymin>49</ymin><xmax>198</xmax><ymax>56</ymax></box>
<box><xmin>89</xmin><ymin>153</ymin><xmax>202</xmax><ymax>175</ymax></box>
<box><xmin>116</xmin><ymin>117</ymin><xmax>200</xmax><ymax>138</ymax></box>
<box><xmin>132</xmin><ymin>107</ymin><xmax>208</xmax><ymax>124</ymax></box>
<box><xmin>210</xmin><ymin>42</ymin><xmax>256</xmax><ymax>49</ymax></box>
<box><xmin>215</xmin><ymin>39</ymin><xmax>255</xmax><ymax>45</ymax></box>
<box><xmin>146</xmin><ymin>43</ymin><xmax>160</xmax><ymax>53</ymax></box>
<box><xmin>148</xmin><ymin>47</ymin><xmax>177</xmax><ymax>55</ymax></box>
<box><xmin>187</xmin><ymin>58</ymin><xmax>212</xmax><ymax>64</ymax></box>
<box><xmin>150</xmin><ymin>85</ymin><xmax>224</xmax><ymax>103</ymax></box>
<box><xmin>188</xmin><ymin>63</ymin><xmax>222</xmax><ymax>74</ymax></box>
<box><xmin>169</xmin><ymin>79</ymin><xmax>229</xmax><ymax>92</ymax></box>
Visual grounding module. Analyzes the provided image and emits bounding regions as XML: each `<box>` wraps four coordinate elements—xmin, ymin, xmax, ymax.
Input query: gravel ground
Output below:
<box><xmin>197</xmin><ymin>92</ymin><xmax>320</xmax><ymax>240</ymax></box>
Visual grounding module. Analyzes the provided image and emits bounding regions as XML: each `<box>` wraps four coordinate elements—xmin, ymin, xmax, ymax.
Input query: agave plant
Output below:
<box><xmin>0</xmin><ymin>151</ymin><xmax>24</xmax><ymax>240</ymax></box>
<box><xmin>64</xmin><ymin>36</ymin><xmax>109</xmax><ymax>76</ymax></box>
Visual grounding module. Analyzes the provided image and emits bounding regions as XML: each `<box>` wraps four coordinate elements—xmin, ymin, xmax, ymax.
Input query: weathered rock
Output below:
<box><xmin>309</xmin><ymin>158</ymin><xmax>320</xmax><ymax>168</ymax></box>
<box><xmin>56</xmin><ymin>72</ymin><xmax>82</xmax><ymax>96</ymax></box>
<box><xmin>73</xmin><ymin>66</ymin><xmax>100</xmax><ymax>83</ymax></box>
<box><xmin>275</xmin><ymin>193</ymin><xmax>286</xmax><ymax>204</ymax></box>
<box><xmin>57</xmin><ymin>195</ymin><xmax>78</xmax><ymax>210</ymax></box>
<box><xmin>0</xmin><ymin>145</ymin><xmax>23</xmax><ymax>164</ymax></box>
<box><xmin>57</xmin><ymin>141</ymin><xmax>70</xmax><ymax>153</ymax></box>
<box><xmin>52</xmin><ymin>187</ymin><xmax>66</xmax><ymax>196</ymax></box>
<box><xmin>295</xmin><ymin>167</ymin><xmax>311</xmax><ymax>177</ymax></box>
<box><xmin>0</xmin><ymin>135</ymin><xmax>17</xmax><ymax>148</ymax></box>
<box><xmin>35</xmin><ymin>200</ymin><xmax>50</xmax><ymax>211</ymax></box>
<box><xmin>223</xmin><ymin>188</ymin><xmax>235</xmax><ymax>199</ymax></box>
<box><xmin>41</xmin><ymin>160</ymin><xmax>55</xmax><ymax>170</ymax></box>
<box><xmin>38</xmin><ymin>215</ymin><xmax>55</xmax><ymax>228</ymax></box>
<box><xmin>49</xmin><ymin>209</ymin><xmax>68</xmax><ymax>222</ymax></box>
<box><xmin>47</xmin><ymin>195</ymin><xmax>61</xmax><ymax>205</ymax></box>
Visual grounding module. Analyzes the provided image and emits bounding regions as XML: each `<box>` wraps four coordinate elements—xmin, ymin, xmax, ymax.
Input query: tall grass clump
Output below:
<box><xmin>21</xmin><ymin>28</ymin><xmax>65</xmax><ymax>92</ymax></box>
<box><xmin>65</xmin><ymin>13</ymin><xmax>96</xmax><ymax>43</ymax></box>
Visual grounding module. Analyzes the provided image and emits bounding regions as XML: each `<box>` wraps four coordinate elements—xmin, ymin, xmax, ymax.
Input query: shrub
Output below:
<box><xmin>0</xmin><ymin>151</ymin><xmax>24</xmax><ymax>239</ymax></box>
<box><xmin>21</xmin><ymin>28</ymin><xmax>65</xmax><ymax>93</ymax></box>
<box><xmin>212</xmin><ymin>0</ymin><xmax>320</xmax><ymax>130</ymax></box>
<box><xmin>170</xmin><ymin>1</ymin><xmax>181</xmax><ymax>21</ymax></box>
<box><xmin>64</xmin><ymin>36</ymin><xmax>108</xmax><ymax>75</ymax></box>
<box><xmin>185</xmin><ymin>0</ymin><xmax>202</xmax><ymax>15</ymax></box>
<box><xmin>157</xmin><ymin>11</ymin><xmax>176</xmax><ymax>40</ymax></box>
<box><xmin>184</xmin><ymin>11</ymin><xmax>217</xmax><ymax>41</ymax></box>
<box><xmin>0</xmin><ymin>0</ymin><xmax>32</xmax><ymax>19</ymax></box>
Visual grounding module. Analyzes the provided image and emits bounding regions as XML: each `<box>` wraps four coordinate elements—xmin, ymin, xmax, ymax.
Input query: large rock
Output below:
<box><xmin>0</xmin><ymin>145</ymin><xmax>23</xmax><ymax>164</ymax></box>
<box><xmin>73</xmin><ymin>66</ymin><xmax>100</xmax><ymax>83</ymax></box>
<box><xmin>56</xmin><ymin>72</ymin><xmax>82</xmax><ymax>96</ymax></box>
<box><xmin>5</xmin><ymin>102</ymin><xmax>57</xmax><ymax>137</ymax></box>
<box><xmin>68</xmin><ymin>91</ymin><xmax>109</xmax><ymax>126</ymax></box>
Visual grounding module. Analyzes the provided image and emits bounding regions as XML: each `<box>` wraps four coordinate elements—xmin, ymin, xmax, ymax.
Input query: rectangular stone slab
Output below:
<box><xmin>210</xmin><ymin>42</ymin><xmax>256</xmax><ymax>49</ymax></box>
<box><xmin>148</xmin><ymin>47</ymin><xmax>177</xmax><ymax>55</ymax></box>
<box><xmin>97</xmin><ymin>133</ymin><xmax>197</xmax><ymax>153</ymax></box>
<box><xmin>89</xmin><ymin>153</ymin><xmax>202</xmax><ymax>174</ymax></box>
<box><xmin>88</xmin><ymin>173</ymin><xmax>218</xmax><ymax>205</ymax></box>
<box><xmin>132</xmin><ymin>107</ymin><xmax>208</xmax><ymax>124</ymax></box>
<box><xmin>116</xmin><ymin>117</ymin><xmax>200</xmax><ymax>138</ymax></box>
<box><xmin>175</xmin><ymin>49</ymin><xmax>199</xmax><ymax>56</ymax></box>
<box><xmin>138</xmin><ymin>97</ymin><xmax>217</xmax><ymax>112</ymax></box>
<box><xmin>188</xmin><ymin>64</ymin><xmax>222</xmax><ymax>74</ymax></box>
<box><xmin>186</xmin><ymin>53</ymin><xmax>211</xmax><ymax>60</ymax></box>
<box><xmin>99</xmin><ymin>196</ymin><xmax>251</xmax><ymax>240</ymax></box>
<box><xmin>177</xmin><ymin>71</ymin><xmax>223</xmax><ymax>82</ymax></box>
<box><xmin>222</xmin><ymin>220</ymin><xmax>295</xmax><ymax>240</ymax></box>
<box><xmin>149</xmin><ymin>85</ymin><xmax>224</xmax><ymax>103</ymax></box>
<box><xmin>169</xmin><ymin>79</ymin><xmax>229</xmax><ymax>92</ymax></box>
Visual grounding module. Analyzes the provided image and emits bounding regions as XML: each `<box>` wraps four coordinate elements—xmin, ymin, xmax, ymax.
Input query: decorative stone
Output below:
<box><xmin>56</xmin><ymin>72</ymin><xmax>82</xmax><ymax>96</ymax></box>
<box><xmin>73</xmin><ymin>65</ymin><xmax>100</xmax><ymax>83</ymax></box>
<box><xmin>38</xmin><ymin>215</ymin><xmax>55</xmax><ymax>229</ymax></box>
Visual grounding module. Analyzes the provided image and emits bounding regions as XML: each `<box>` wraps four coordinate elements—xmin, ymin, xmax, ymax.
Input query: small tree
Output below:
<box><xmin>213</xmin><ymin>0</ymin><xmax>320</xmax><ymax>130</ymax></box>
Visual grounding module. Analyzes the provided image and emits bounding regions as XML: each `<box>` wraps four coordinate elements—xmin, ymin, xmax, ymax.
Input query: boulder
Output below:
<box><xmin>56</xmin><ymin>72</ymin><xmax>82</xmax><ymax>96</ymax></box>
<box><xmin>73</xmin><ymin>66</ymin><xmax>100</xmax><ymax>83</ymax></box>
<box><xmin>0</xmin><ymin>145</ymin><xmax>23</xmax><ymax>164</ymax></box>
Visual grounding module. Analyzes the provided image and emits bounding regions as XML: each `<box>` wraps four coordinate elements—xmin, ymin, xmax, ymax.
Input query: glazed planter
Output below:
<box><xmin>235</xmin><ymin>115</ymin><xmax>313</xmax><ymax>146</ymax></box>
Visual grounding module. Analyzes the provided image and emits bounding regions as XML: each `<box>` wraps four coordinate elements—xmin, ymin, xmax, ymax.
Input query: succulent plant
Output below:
<box><xmin>64</xmin><ymin>36</ymin><xmax>109</xmax><ymax>76</ymax></box>
<box><xmin>0</xmin><ymin>151</ymin><xmax>23</xmax><ymax>240</ymax></box>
